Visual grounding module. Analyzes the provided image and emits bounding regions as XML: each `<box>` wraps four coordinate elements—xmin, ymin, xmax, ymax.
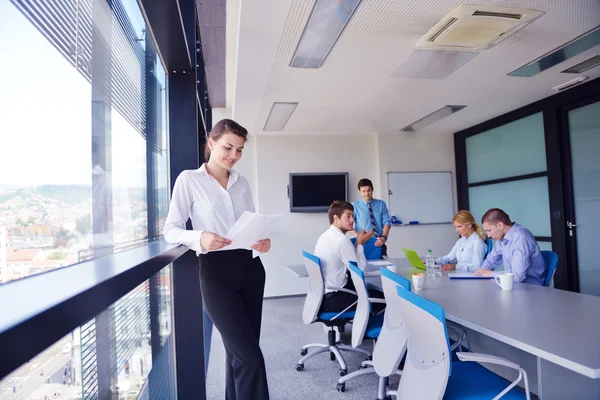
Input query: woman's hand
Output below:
<box><xmin>442</xmin><ymin>263</ymin><xmax>456</xmax><ymax>271</ymax></box>
<box><xmin>200</xmin><ymin>232</ymin><xmax>232</xmax><ymax>251</ymax></box>
<box><xmin>252</xmin><ymin>238</ymin><xmax>271</xmax><ymax>253</ymax></box>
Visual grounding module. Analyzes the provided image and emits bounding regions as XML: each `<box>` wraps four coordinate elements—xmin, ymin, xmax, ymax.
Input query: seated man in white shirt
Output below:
<box><xmin>314</xmin><ymin>200</ymin><xmax>385</xmax><ymax>313</ymax></box>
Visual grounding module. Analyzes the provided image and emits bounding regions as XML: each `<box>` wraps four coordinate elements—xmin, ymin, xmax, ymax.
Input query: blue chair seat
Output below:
<box><xmin>444</xmin><ymin>361</ymin><xmax>528</xmax><ymax>399</ymax></box>
<box><xmin>318</xmin><ymin>311</ymin><xmax>355</xmax><ymax>321</ymax></box>
<box><xmin>365</xmin><ymin>313</ymin><xmax>384</xmax><ymax>338</ymax></box>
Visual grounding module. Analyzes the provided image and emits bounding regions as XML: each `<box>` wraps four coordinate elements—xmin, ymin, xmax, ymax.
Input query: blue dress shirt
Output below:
<box><xmin>436</xmin><ymin>233</ymin><xmax>486</xmax><ymax>272</ymax></box>
<box><xmin>480</xmin><ymin>223</ymin><xmax>547</xmax><ymax>285</ymax></box>
<box><xmin>352</xmin><ymin>198</ymin><xmax>390</xmax><ymax>236</ymax></box>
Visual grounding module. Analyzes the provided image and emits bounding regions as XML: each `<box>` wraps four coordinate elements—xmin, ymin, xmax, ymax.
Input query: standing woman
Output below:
<box><xmin>164</xmin><ymin>119</ymin><xmax>270</xmax><ymax>400</ymax></box>
<box><xmin>436</xmin><ymin>210</ymin><xmax>486</xmax><ymax>272</ymax></box>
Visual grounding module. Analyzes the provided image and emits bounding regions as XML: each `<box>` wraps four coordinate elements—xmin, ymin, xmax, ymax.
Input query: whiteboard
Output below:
<box><xmin>387</xmin><ymin>172</ymin><xmax>454</xmax><ymax>225</ymax></box>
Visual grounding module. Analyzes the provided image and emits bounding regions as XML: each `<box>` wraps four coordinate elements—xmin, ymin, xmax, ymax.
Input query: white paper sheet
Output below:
<box><xmin>224</xmin><ymin>211</ymin><xmax>282</xmax><ymax>251</ymax></box>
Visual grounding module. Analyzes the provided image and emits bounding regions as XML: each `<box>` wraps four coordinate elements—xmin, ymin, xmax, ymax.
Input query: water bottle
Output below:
<box><xmin>425</xmin><ymin>250</ymin><xmax>435</xmax><ymax>278</ymax></box>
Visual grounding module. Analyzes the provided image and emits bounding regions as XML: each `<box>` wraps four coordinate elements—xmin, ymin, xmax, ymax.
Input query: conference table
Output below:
<box><xmin>286</xmin><ymin>258</ymin><xmax>600</xmax><ymax>399</ymax></box>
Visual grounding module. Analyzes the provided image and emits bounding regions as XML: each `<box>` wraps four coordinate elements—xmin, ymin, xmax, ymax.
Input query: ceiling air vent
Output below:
<box><xmin>417</xmin><ymin>5</ymin><xmax>544</xmax><ymax>50</ymax></box>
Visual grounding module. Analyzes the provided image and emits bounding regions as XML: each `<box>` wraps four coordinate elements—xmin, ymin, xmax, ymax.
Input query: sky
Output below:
<box><xmin>0</xmin><ymin>0</ymin><xmax>166</xmax><ymax>188</ymax></box>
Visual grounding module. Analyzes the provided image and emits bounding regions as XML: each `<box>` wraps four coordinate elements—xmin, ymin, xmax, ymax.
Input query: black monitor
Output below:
<box><xmin>289</xmin><ymin>173</ymin><xmax>348</xmax><ymax>213</ymax></box>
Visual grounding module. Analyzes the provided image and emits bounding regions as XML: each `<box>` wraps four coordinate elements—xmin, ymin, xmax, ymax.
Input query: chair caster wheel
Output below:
<box><xmin>339</xmin><ymin>368</ymin><xmax>347</xmax><ymax>377</ymax></box>
<box><xmin>296</xmin><ymin>364</ymin><xmax>304</xmax><ymax>372</ymax></box>
<box><xmin>300</xmin><ymin>349</ymin><xmax>307</xmax><ymax>356</ymax></box>
<box><xmin>336</xmin><ymin>383</ymin><xmax>345</xmax><ymax>392</ymax></box>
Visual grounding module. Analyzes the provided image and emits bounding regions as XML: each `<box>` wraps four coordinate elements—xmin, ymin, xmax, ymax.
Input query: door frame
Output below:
<box><xmin>557</xmin><ymin>91</ymin><xmax>600</xmax><ymax>293</ymax></box>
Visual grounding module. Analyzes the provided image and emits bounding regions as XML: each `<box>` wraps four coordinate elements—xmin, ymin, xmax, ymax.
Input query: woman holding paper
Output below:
<box><xmin>436</xmin><ymin>210</ymin><xmax>486</xmax><ymax>272</ymax></box>
<box><xmin>164</xmin><ymin>119</ymin><xmax>271</xmax><ymax>400</ymax></box>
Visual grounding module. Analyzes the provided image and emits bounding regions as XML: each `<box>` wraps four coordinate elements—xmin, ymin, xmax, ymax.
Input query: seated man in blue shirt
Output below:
<box><xmin>351</xmin><ymin>178</ymin><xmax>391</xmax><ymax>257</ymax></box>
<box><xmin>474</xmin><ymin>208</ymin><xmax>546</xmax><ymax>285</ymax></box>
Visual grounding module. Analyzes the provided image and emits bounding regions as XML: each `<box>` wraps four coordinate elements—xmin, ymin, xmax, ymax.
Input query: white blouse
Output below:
<box><xmin>163</xmin><ymin>164</ymin><xmax>255</xmax><ymax>255</ymax></box>
<box><xmin>436</xmin><ymin>233</ymin><xmax>486</xmax><ymax>272</ymax></box>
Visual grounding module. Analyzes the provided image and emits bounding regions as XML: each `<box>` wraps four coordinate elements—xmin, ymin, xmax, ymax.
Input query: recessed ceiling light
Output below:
<box><xmin>290</xmin><ymin>0</ymin><xmax>362</xmax><ymax>68</ymax></box>
<box><xmin>509</xmin><ymin>26</ymin><xmax>600</xmax><ymax>77</ymax></box>
<box><xmin>401</xmin><ymin>105</ymin><xmax>466</xmax><ymax>132</ymax></box>
<box><xmin>561</xmin><ymin>55</ymin><xmax>600</xmax><ymax>74</ymax></box>
<box><xmin>263</xmin><ymin>102</ymin><xmax>298</xmax><ymax>131</ymax></box>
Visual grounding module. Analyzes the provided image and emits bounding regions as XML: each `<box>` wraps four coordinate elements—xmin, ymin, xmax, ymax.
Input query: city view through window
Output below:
<box><xmin>0</xmin><ymin>0</ymin><xmax>170</xmax><ymax>398</ymax></box>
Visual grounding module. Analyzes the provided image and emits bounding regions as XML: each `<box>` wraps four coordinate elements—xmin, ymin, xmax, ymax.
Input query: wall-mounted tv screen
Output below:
<box><xmin>289</xmin><ymin>173</ymin><xmax>348</xmax><ymax>213</ymax></box>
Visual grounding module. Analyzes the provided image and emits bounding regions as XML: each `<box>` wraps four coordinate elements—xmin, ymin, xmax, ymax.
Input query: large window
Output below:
<box><xmin>0</xmin><ymin>0</ymin><xmax>171</xmax><ymax>397</ymax></box>
<box><xmin>0</xmin><ymin>0</ymin><xmax>169</xmax><ymax>284</ymax></box>
<box><xmin>463</xmin><ymin>112</ymin><xmax>552</xmax><ymax>248</ymax></box>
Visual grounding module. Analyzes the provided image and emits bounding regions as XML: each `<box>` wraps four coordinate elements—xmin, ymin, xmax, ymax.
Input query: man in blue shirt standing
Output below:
<box><xmin>474</xmin><ymin>208</ymin><xmax>546</xmax><ymax>285</ymax></box>
<box><xmin>352</xmin><ymin>178</ymin><xmax>391</xmax><ymax>257</ymax></box>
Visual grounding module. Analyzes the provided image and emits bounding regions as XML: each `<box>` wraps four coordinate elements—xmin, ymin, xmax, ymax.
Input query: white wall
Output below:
<box><xmin>375</xmin><ymin>132</ymin><xmax>458</xmax><ymax>261</ymax></box>
<box><xmin>253</xmin><ymin>134</ymin><xmax>378</xmax><ymax>297</ymax></box>
<box><xmin>233</xmin><ymin>131</ymin><xmax>459</xmax><ymax>297</ymax></box>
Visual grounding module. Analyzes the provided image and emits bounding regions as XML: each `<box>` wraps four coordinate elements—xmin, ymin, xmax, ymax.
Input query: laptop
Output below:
<box><xmin>401</xmin><ymin>248</ymin><xmax>426</xmax><ymax>271</ymax></box>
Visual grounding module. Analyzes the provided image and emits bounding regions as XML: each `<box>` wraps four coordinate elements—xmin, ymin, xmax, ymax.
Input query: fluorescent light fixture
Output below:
<box><xmin>509</xmin><ymin>26</ymin><xmax>600</xmax><ymax>77</ymax></box>
<box><xmin>562</xmin><ymin>55</ymin><xmax>600</xmax><ymax>74</ymax></box>
<box><xmin>263</xmin><ymin>102</ymin><xmax>298</xmax><ymax>131</ymax></box>
<box><xmin>401</xmin><ymin>105</ymin><xmax>466</xmax><ymax>132</ymax></box>
<box><xmin>390</xmin><ymin>50</ymin><xmax>477</xmax><ymax>79</ymax></box>
<box><xmin>290</xmin><ymin>0</ymin><xmax>362</xmax><ymax>68</ymax></box>
<box><xmin>552</xmin><ymin>76</ymin><xmax>589</xmax><ymax>92</ymax></box>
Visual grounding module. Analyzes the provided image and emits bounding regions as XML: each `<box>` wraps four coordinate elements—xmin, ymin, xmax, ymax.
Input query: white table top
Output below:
<box><xmin>365</xmin><ymin>259</ymin><xmax>600</xmax><ymax>379</ymax></box>
<box><xmin>285</xmin><ymin>259</ymin><xmax>600</xmax><ymax>379</ymax></box>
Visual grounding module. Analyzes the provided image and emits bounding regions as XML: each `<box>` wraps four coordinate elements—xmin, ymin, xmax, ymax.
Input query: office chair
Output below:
<box><xmin>296</xmin><ymin>252</ymin><xmax>372</xmax><ymax>377</ymax></box>
<box><xmin>395</xmin><ymin>286</ymin><xmax>531</xmax><ymax>400</ymax></box>
<box><xmin>485</xmin><ymin>238</ymin><xmax>494</xmax><ymax>258</ymax></box>
<box><xmin>369</xmin><ymin>267</ymin><xmax>411</xmax><ymax>400</ymax></box>
<box><xmin>351</xmin><ymin>237</ymin><xmax>383</xmax><ymax>260</ymax></box>
<box><xmin>541</xmin><ymin>250</ymin><xmax>558</xmax><ymax>287</ymax></box>
<box><xmin>335</xmin><ymin>261</ymin><xmax>386</xmax><ymax>393</ymax></box>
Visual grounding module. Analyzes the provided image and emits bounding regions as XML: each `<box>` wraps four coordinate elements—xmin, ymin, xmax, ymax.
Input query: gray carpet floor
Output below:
<box><xmin>206</xmin><ymin>296</ymin><xmax>399</xmax><ymax>400</ymax></box>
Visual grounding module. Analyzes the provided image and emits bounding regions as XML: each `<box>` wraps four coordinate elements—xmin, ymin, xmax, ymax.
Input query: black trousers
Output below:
<box><xmin>320</xmin><ymin>272</ymin><xmax>385</xmax><ymax>314</ymax></box>
<box><xmin>199</xmin><ymin>249</ymin><xmax>269</xmax><ymax>400</ymax></box>
<box><xmin>381</xmin><ymin>243</ymin><xmax>388</xmax><ymax>257</ymax></box>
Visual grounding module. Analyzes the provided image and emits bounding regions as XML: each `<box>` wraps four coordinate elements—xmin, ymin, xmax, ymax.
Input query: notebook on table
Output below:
<box><xmin>448</xmin><ymin>272</ymin><xmax>492</xmax><ymax>279</ymax></box>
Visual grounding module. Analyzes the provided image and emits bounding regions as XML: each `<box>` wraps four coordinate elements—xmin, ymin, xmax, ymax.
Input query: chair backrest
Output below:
<box><xmin>347</xmin><ymin>261</ymin><xmax>372</xmax><ymax>348</ymax></box>
<box><xmin>395</xmin><ymin>286</ymin><xmax>451</xmax><ymax>400</ymax></box>
<box><xmin>484</xmin><ymin>238</ymin><xmax>494</xmax><ymax>258</ymax></box>
<box><xmin>373</xmin><ymin>267</ymin><xmax>410</xmax><ymax>377</ymax></box>
<box><xmin>541</xmin><ymin>250</ymin><xmax>558</xmax><ymax>287</ymax></box>
<box><xmin>350</xmin><ymin>237</ymin><xmax>383</xmax><ymax>260</ymax></box>
<box><xmin>302</xmin><ymin>251</ymin><xmax>325</xmax><ymax>325</ymax></box>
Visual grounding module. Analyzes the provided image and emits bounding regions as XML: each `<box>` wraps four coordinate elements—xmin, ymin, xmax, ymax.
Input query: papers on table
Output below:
<box><xmin>364</xmin><ymin>260</ymin><xmax>395</xmax><ymax>276</ymax></box>
<box><xmin>448</xmin><ymin>272</ymin><xmax>503</xmax><ymax>279</ymax></box>
<box><xmin>366</xmin><ymin>260</ymin><xmax>395</xmax><ymax>266</ymax></box>
<box><xmin>224</xmin><ymin>211</ymin><xmax>282</xmax><ymax>252</ymax></box>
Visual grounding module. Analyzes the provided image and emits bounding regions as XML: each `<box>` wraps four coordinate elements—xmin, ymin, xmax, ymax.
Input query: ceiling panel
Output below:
<box><xmin>234</xmin><ymin>0</ymin><xmax>600</xmax><ymax>135</ymax></box>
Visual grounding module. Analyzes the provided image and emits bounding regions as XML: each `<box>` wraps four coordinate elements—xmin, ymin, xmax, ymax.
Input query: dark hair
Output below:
<box><xmin>328</xmin><ymin>200</ymin><xmax>354</xmax><ymax>225</ymax></box>
<box><xmin>204</xmin><ymin>119</ymin><xmax>248</xmax><ymax>161</ymax></box>
<box><xmin>481</xmin><ymin>208</ymin><xmax>512</xmax><ymax>225</ymax></box>
<box><xmin>357</xmin><ymin>178</ymin><xmax>373</xmax><ymax>190</ymax></box>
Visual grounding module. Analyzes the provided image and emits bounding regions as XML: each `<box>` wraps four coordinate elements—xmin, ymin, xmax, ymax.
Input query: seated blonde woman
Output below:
<box><xmin>436</xmin><ymin>210</ymin><xmax>486</xmax><ymax>272</ymax></box>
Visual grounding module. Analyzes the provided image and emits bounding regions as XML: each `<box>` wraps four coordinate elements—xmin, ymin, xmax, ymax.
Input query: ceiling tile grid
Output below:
<box><xmin>251</xmin><ymin>0</ymin><xmax>600</xmax><ymax>134</ymax></box>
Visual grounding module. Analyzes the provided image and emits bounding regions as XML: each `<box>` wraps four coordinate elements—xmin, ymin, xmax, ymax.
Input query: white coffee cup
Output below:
<box><xmin>495</xmin><ymin>273</ymin><xmax>514</xmax><ymax>291</ymax></box>
<box><xmin>386</xmin><ymin>264</ymin><xmax>399</xmax><ymax>275</ymax></box>
<box><xmin>412</xmin><ymin>273</ymin><xmax>425</xmax><ymax>290</ymax></box>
